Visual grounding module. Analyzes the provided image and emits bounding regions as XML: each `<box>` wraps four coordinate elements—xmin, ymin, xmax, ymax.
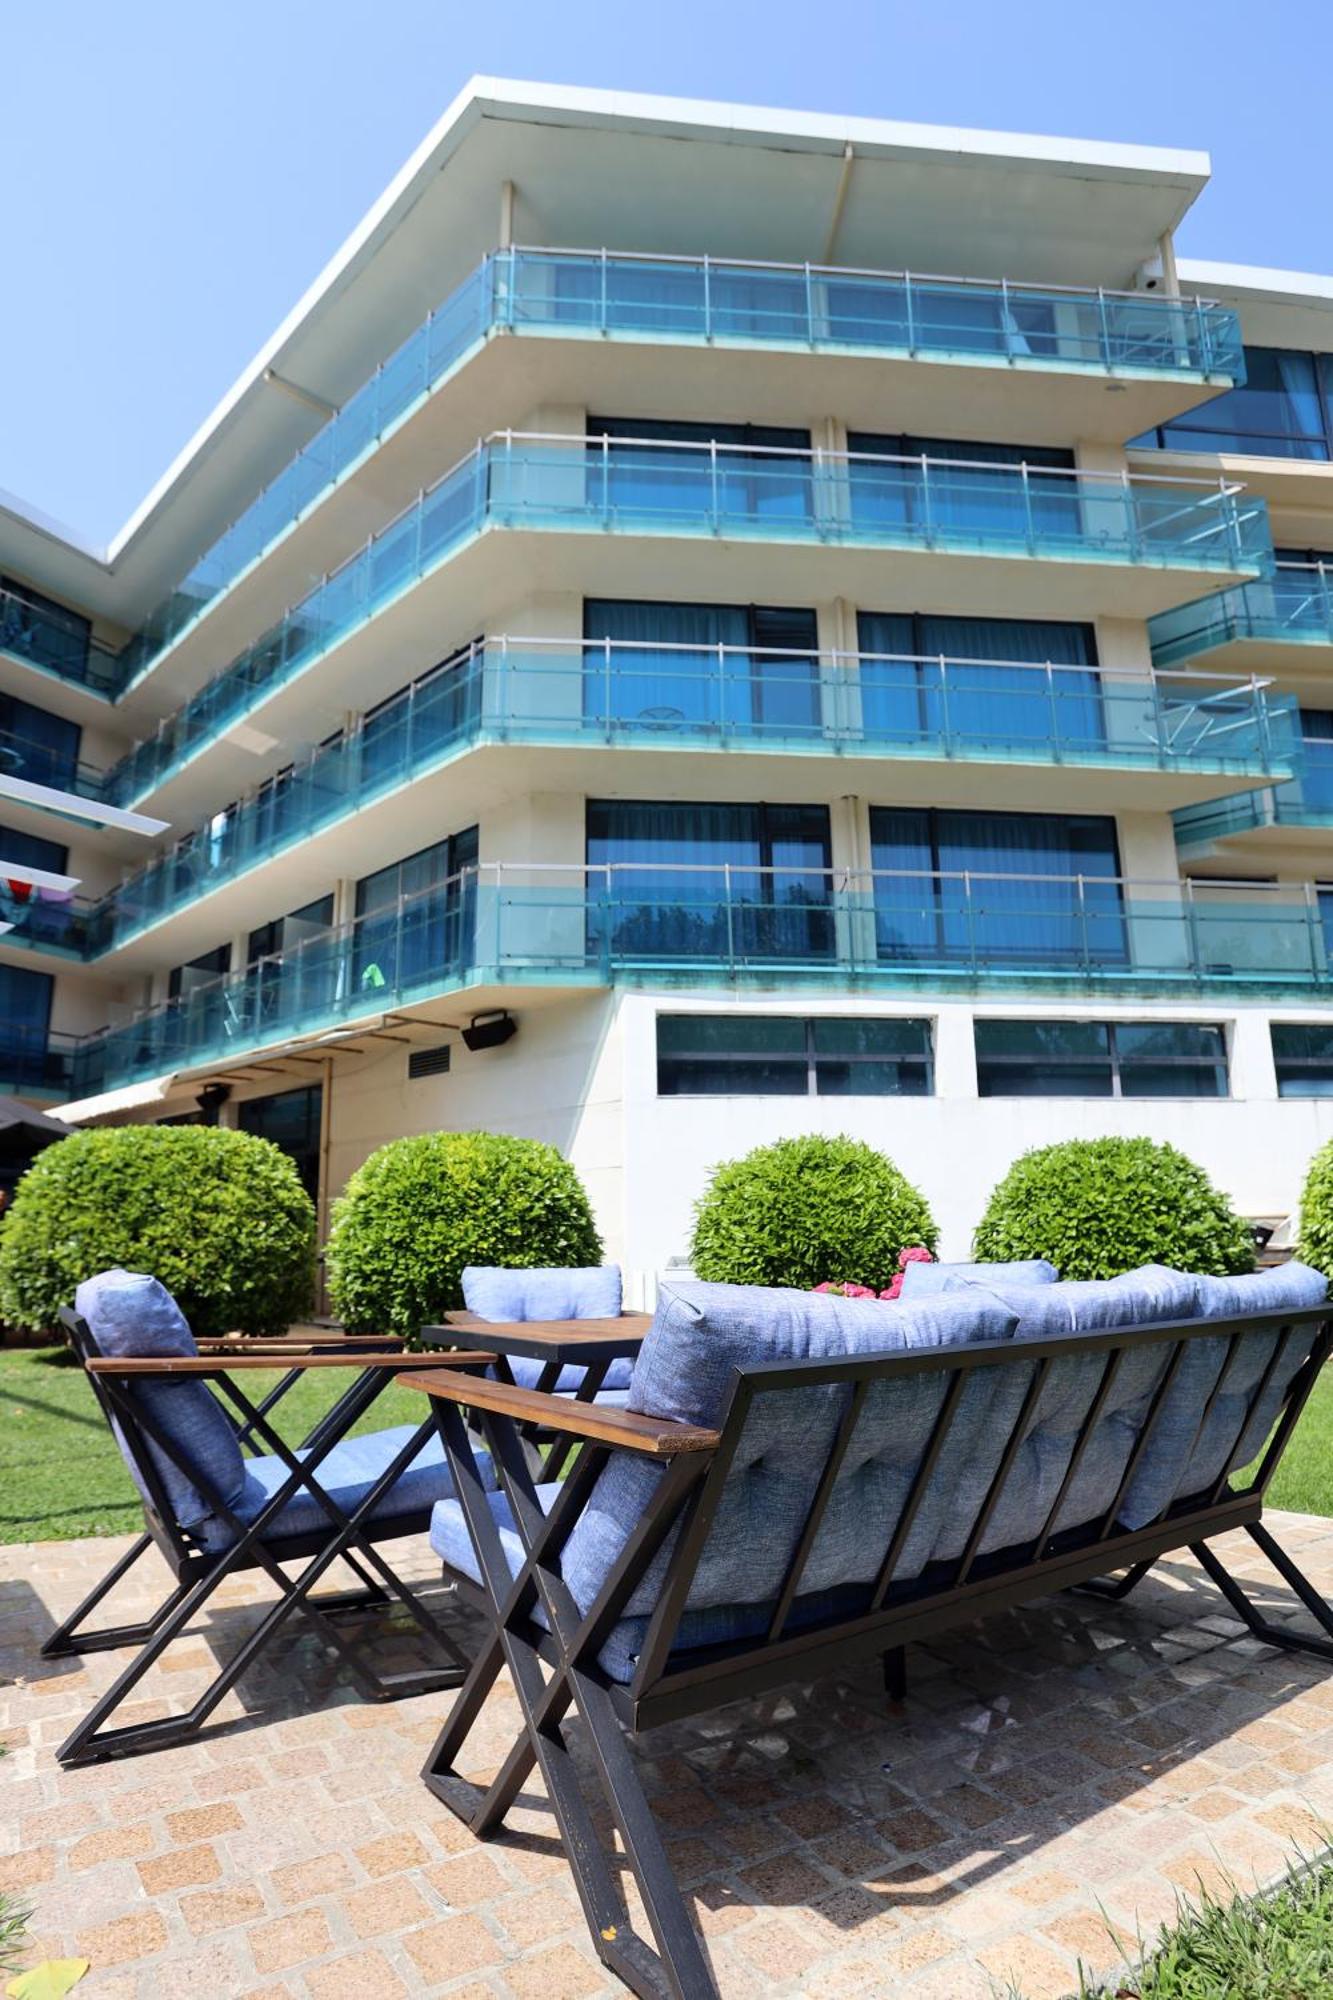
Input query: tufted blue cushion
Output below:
<box><xmin>1168</xmin><ymin>1261</ymin><xmax>1329</xmax><ymax>1508</ymax></box>
<box><xmin>929</xmin><ymin>1266</ymin><xmax>1204</xmax><ymax>1555</ymax></box>
<box><xmin>198</xmin><ymin>1424</ymin><xmax>482</xmax><ymax>1555</ymax></box>
<box><xmin>556</xmin><ymin>1280</ymin><xmax>1018</xmax><ymax>1660</ymax></box>
<box><xmin>75</xmin><ymin>1270</ymin><xmax>248</xmax><ymax>1536</ymax></box>
<box><xmin>901</xmin><ymin>1257</ymin><xmax>1059</xmax><ymax>1298</ymax></box>
<box><xmin>462</xmin><ymin>1264</ymin><xmax>631</xmax><ymax>1392</ymax></box>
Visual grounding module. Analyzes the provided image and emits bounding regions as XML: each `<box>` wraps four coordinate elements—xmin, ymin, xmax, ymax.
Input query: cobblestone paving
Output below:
<box><xmin>5</xmin><ymin>1516</ymin><xmax>1333</xmax><ymax>1998</ymax></box>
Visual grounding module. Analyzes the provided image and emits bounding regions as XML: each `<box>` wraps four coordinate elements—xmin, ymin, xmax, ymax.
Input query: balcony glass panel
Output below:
<box><xmin>103</xmin><ymin>436</ymin><xmax>1272</xmax><ymax>809</ymax></box>
<box><xmin>64</xmin><ymin>863</ymin><xmax>1333</xmax><ymax>1100</ymax></box>
<box><xmin>1151</xmin><ymin>557</ymin><xmax>1333</xmax><ymax>667</ymax></box>
<box><xmin>0</xmin><ymin>583</ymin><xmax>121</xmax><ymax>697</ymax></box>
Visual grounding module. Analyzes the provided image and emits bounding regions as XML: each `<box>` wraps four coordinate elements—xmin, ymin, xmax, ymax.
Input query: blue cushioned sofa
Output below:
<box><xmin>410</xmin><ymin>1257</ymin><xmax>1333</xmax><ymax>2000</ymax></box>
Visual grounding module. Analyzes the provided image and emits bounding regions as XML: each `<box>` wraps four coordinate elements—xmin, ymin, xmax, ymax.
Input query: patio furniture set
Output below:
<box><xmin>43</xmin><ymin>1253</ymin><xmax>1333</xmax><ymax>2000</ymax></box>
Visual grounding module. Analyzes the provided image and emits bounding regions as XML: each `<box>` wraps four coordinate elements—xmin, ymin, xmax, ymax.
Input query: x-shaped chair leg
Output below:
<box><xmin>57</xmin><ymin>1371</ymin><xmax>470</xmax><ymax>1766</ymax></box>
<box><xmin>422</xmin><ymin>1400</ymin><xmax>719</xmax><ymax>2000</ymax></box>
<box><xmin>1189</xmin><ymin>1522</ymin><xmax>1333</xmax><ymax>1664</ymax></box>
<box><xmin>41</xmin><ymin>1534</ymin><xmax>196</xmax><ymax>1658</ymax></box>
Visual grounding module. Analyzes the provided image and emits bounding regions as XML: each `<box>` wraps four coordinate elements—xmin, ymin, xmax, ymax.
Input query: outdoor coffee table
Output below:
<box><xmin>419</xmin><ymin>1314</ymin><xmax>653</xmax><ymax>1477</ymax></box>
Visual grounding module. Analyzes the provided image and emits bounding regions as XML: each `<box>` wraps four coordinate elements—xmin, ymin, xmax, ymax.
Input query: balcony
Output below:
<box><xmin>0</xmin><ymin>585</ymin><xmax>123</xmax><ymax>703</ymax></box>
<box><xmin>10</xmin><ymin>642</ymin><xmax>1296</xmax><ymax>967</ymax></box>
<box><xmin>104</xmin><ymin>434</ymin><xmax>1273</xmax><ymax>816</ymax></box>
<box><xmin>1176</xmin><ymin>732</ymin><xmax>1333</xmax><ymax>855</ymax></box>
<box><xmin>64</xmin><ymin>861</ymin><xmax>1333</xmax><ymax>1100</ymax></box>
<box><xmin>1151</xmin><ymin>562</ymin><xmax>1333</xmax><ymax>686</ymax></box>
<box><xmin>0</xmin><ymin>1026</ymin><xmax>75</xmax><ymax>1098</ymax></box>
<box><xmin>107</xmin><ymin>250</ymin><xmax>1245</xmax><ymax>702</ymax></box>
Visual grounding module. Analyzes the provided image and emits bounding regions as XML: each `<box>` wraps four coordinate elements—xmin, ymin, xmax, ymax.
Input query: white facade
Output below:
<box><xmin>2</xmin><ymin>80</ymin><xmax>1333</xmax><ymax>1297</ymax></box>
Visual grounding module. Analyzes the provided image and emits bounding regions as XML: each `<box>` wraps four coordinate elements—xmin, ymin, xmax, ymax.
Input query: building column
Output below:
<box><xmin>1230</xmin><ymin>1010</ymin><xmax>1278</xmax><ymax>1101</ymax></box>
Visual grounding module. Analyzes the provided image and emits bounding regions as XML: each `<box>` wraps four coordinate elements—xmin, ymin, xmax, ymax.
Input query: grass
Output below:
<box><xmin>0</xmin><ymin>1343</ymin><xmax>427</xmax><ymax>1544</ymax></box>
<box><xmin>1048</xmin><ymin>1853</ymin><xmax>1333</xmax><ymax>1998</ymax></box>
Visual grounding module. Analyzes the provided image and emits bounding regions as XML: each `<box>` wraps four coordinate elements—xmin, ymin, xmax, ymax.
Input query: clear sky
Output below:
<box><xmin>5</xmin><ymin>0</ymin><xmax>1331</xmax><ymax>545</ymax></box>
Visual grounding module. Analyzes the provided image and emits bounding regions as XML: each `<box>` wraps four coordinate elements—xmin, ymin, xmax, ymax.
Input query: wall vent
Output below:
<box><xmin>407</xmin><ymin>1044</ymin><xmax>452</xmax><ymax>1081</ymax></box>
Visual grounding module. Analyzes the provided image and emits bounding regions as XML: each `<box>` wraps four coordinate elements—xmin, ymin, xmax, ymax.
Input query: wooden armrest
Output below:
<box><xmin>400</xmin><ymin>1366</ymin><xmax>720</xmax><ymax>1456</ymax></box>
<box><xmin>87</xmin><ymin>1351</ymin><xmax>493</xmax><ymax>1376</ymax></box>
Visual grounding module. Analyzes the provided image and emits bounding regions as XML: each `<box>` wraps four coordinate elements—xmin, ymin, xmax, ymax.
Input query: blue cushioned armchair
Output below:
<box><xmin>48</xmin><ymin>1269</ymin><xmax>490</xmax><ymax>1767</ymax></box>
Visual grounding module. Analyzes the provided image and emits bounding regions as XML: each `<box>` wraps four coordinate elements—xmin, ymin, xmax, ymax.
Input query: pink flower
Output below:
<box><xmin>897</xmin><ymin>1246</ymin><xmax>933</xmax><ymax>1269</ymax></box>
<box><xmin>880</xmin><ymin>1279</ymin><xmax>903</xmax><ymax>1300</ymax></box>
<box><xmin>813</xmin><ymin>1281</ymin><xmax>834</xmax><ymax>1293</ymax></box>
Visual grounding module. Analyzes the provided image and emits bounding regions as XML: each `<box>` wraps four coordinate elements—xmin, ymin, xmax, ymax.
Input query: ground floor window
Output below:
<box><xmin>657</xmin><ymin>1014</ymin><xmax>932</xmax><ymax>1096</ymax></box>
<box><xmin>237</xmin><ymin>1084</ymin><xmax>323</xmax><ymax>1201</ymax></box>
<box><xmin>974</xmin><ymin>1019</ymin><xmax>1229</xmax><ymax>1098</ymax></box>
<box><xmin>1271</xmin><ymin>1024</ymin><xmax>1333</xmax><ymax>1097</ymax></box>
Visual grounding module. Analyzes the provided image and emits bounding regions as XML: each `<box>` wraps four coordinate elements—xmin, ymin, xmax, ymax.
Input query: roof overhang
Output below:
<box><xmin>1176</xmin><ymin>257</ymin><xmax>1333</xmax><ymax>349</ymax></box>
<box><xmin>0</xmin><ymin>79</ymin><xmax>1212</xmax><ymax>624</ymax></box>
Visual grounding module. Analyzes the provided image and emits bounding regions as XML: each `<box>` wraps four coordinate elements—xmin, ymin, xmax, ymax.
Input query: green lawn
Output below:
<box><xmin>0</xmin><ymin>1345</ymin><xmax>428</xmax><ymax>1544</ymax></box>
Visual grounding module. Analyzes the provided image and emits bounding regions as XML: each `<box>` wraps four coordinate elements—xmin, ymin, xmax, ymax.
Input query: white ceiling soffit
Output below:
<box><xmin>0</xmin><ymin>79</ymin><xmax>1211</xmax><ymax>622</ymax></box>
<box><xmin>1176</xmin><ymin>257</ymin><xmax>1333</xmax><ymax>350</ymax></box>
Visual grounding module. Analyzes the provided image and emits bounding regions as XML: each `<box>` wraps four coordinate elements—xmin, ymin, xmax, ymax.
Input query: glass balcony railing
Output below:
<box><xmin>9</xmin><ymin>643</ymin><xmax>1297</xmax><ymax>964</ymax></box>
<box><xmin>0</xmin><ymin>1027</ymin><xmax>76</xmax><ymax>1097</ymax></box>
<box><xmin>0</xmin><ymin>586</ymin><xmax>123</xmax><ymax>697</ymax></box>
<box><xmin>1151</xmin><ymin>561</ymin><xmax>1333</xmax><ymax>667</ymax></box>
<box><xmin>103</xmin><ymin>435</ymin><xmax>1272</xmax><ymax>808</ymax></box>
<box><xmin>1175</xmin><ymin>734</ymin><xmax>1333</xmax><ymax>849</ymax></box>
<box><xmin>64</xmin><ymin>861</ymin><xmax>1333</xmax><ymax>1099</ymax></box>
<box><xmin>105</xmin><ymin>249</ymin><xmax>1243</xmax><ymax>695</ymax></box>
<box><xmin>0</xmin><ymin>723</ymin><xmax>109</xmax><ymax>801</ymax></box>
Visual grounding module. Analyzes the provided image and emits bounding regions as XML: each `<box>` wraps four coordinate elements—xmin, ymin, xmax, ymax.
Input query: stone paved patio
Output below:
<box><xmin>4</xmin><ymin>1516</ymin><xmax>1333</xmax><ymax>1999</ymax></box>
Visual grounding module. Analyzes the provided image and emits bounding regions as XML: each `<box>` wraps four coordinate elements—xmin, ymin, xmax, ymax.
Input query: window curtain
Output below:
<box><xmin>582</xmin><ymin>600</ymin><xmax>819</xmax><ymax>736</ymax></box>
<box><xmin>857</xmin><ymin>612</ymin><xmax>1101</xmax><ymax>751</ymax></box>
<box><xmin>846</xmin><ymin>434</ymin><xmax>1078</xmax><ymax>544</ymax></box>
<box><xmin>586</xmin><ymin>800</ymin><xmax>832</xmax><ymax>965</ymax></box>
<box><xmin>1300</xmin><ymin>708</ymin><xmax>1333</xmax><ymax>813</ymax></box>
<box><xmin>1162</xmin><ymin>349</ymin><xmax>1329</xmax><ymax>459</ymax></box>
<box><xmin>869</xmin><ymin>807</ymin><xmax>1124</xmax><ymax>968</ymax></box>
<box><xmin>587</xmin><ymin>417</ymin><xmax>813</xmax><ymax>529</ymax></box>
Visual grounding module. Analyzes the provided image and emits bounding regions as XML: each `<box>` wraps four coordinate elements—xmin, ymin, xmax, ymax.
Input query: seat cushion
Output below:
<box><xmin>1170</xmin><ymin>1261</ymin><xmax>1329</xmax><ymax>1508</ymax></box>
<box><xmin>76</xmin><ymin>1270</ymin><xmax>248</xmax><ymax>1535</ymax></box>
<box><xmin>900</xmin><ymin>1257</ymin><xmax>1059</xmax><ymax>1298</ymax></box>
<box><xmin>463</xmin><ymin>1265</ymin><xmax>631</xmax><ymax>1393</ymax></box>
<box><xmin>462</xmin><ymin>1265</ymin><xmax>622</xmax><ymax>1322</ymax></box>
<box><xmin>198</xmin><ymin>1424</ymin><xmax>485</xmax><ymax>1554</ymax></box>
<box><xmin>558</xmin><ymin>1279</ymin><xmax>1019</xmax><ymax>1637</ymax></box>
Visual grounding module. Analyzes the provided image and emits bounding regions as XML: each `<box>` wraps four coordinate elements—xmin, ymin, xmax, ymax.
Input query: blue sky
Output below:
<box><xmin>5</xmin><ymin>0</ymin><xmax>1331</xmax><ymax>543</ymax></box>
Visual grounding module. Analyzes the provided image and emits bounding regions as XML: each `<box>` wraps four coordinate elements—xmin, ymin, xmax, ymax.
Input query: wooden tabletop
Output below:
<box><xmin>420</xmin><ymin>1311</ymin><xmax>653</xmax><ymax>1366</ymax></box>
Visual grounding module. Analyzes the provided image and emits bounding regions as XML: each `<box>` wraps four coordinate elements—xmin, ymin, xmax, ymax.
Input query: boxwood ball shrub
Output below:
<box><xmin>326</xmin><ymin>1130</ymin><xmax>603</xmax><ymax>1340</ymax></box>
<box><xmin>0</xmin><ymin>1124</ymin><xmax>316</xmax><ymax>1338</ymax></box>
<box><xmin>1298</xmin><ymin>1138</ymin><xmax>1333</xmax><ymax>1279</ymax></box>
<box><xmin>689</xmin><ymin>1134</ymin><xmax>937</xmax><ymax>1293</ymax></box>
<box><xmin>972</xmin><ymin>1136</ymin><xmax>1254</xmax><ymax>1282</ymax></box>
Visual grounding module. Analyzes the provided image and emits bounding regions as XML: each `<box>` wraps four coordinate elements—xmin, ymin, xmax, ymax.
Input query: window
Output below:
<box><xmin>586</xmin><ymin>416</ymin><xmax>812</xmax><ymax>526</ymax></box>
<box><xmin>1134</xmin><ymin>348</ymin><xmax>1333</xmax><ymax>459</ymax></box>
<box><xmin>354</xmin><ymin>825</ymin><xmax>478</xmax><ymax>995</ymax></box>
<box><xmin>583</xmin><ymin>599</ymin><xmax>819</xmax><ymax>735</ymax></box>
<box><xmin>869</xmin><ymin>807</ymin><xmax>1125</xmax><ymax>968</ymax></box>
<box><xmin>0</xmin><ymin>694</ymin><xmax>80</xmax><ymax>791</ymax></box>
<box><xmin>1298</xmin><ymin>708</ymin><xmax>1333</xmax><ymax>813</ymax></box>
<box><xmin>247</xmin><ymin>896</ymin><xmax>335</xmax><ymax>967</ymax></box>
<box><xmin>0</xmin><ymin>823</ymin><xmax>75</xmax><ymax>945</ymax></box>
<box><xmin>657</xmin><ymin>1014</ymin><xmax>933</xmax><ymax>1096</ymax></box>
<box><xmin>238</xmin><ymin>1085</ymin><xmax>323</xmax><ymax>1201</ymax></box>
<box><xmin>0</xmin><ymin>964</ymin><xmax>53</xmax><ymax>1074</ymax></box>
<box><xmin>857</xmin><ymin>610</ymin><xmax>1101</xmax><ymax>752</ymax></box>
<box><xmin>0</xmin><ymin>576</ymin><xmax>92</xmax><ymax>677</ymax></box>
<box><xmin>846</xmin><ymin>434</ymin><xmax>1079</xmax><ymax>541</ymax></box>
<box><xmin>1272</xmin><ymin>1024</ymin><xmax>1333</xmax><ymax>1097</ymax></box>
<box><xmin>167</xmin><ymin>946</ymin><xmax>232</xmax><ymax>1033</ymax></box>
<box><xmin>587</xmin><ymin>800</ymin><xmax>833</xmax><ymax>965</ymax></box>
<box><xmin>975</xmin><ymin>1020</ymin><xmax>1228</xmax><ymax>1097</ymax></box>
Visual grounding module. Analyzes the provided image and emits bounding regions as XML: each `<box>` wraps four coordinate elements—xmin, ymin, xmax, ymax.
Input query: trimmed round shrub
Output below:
<box><xmin>689</xmin><ymin>1134</ymin><xmax>937</xmax><ymax>1292</ymax></box>
<box><xmin>1298</xmin><ymin>1139</ymin><xmax>1333</xmax><ymax>1279</ymax></box>
<box><xmin>972</xmin><ymin>1137</ymin><xmax>1254</xmax><ymax>1282</ymax></box>
<box><xmin>0</xmin><ymin>1125</ymin><xmax>316</xmax><ymax>1337</ymax></box>
<box><xmin>326</xmin><ymin>1131</ymin><xmax>603</xmax><ymax>1340</ymax></box>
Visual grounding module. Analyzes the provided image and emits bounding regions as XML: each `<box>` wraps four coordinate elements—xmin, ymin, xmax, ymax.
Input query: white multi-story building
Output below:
<box><xmin>4</xmin><ymin>79</ymin><xmax>1333</xmax><ymax>1287</ymax></box>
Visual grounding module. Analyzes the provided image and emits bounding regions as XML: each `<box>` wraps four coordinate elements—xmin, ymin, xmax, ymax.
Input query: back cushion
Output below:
<box><xmin>462</xmin><ymin>1265</ymin><xmax>622</xmax><ymax>1323</ymax></box>
<box><xmin>562</xmin><ymin>1279</ymin><xmax>1019</xmax><ymax>1621</ymax></box>
<box><xmin>462</xmin><ymin>1264</ymin><xmax>628</xmax><ymax>1391</ymax></box>
<box><xmin>901</xmin><ymin>1257</ymin><xmax>1059</xmax><ymax>1298</ymax></box>
<box><xmin>929</xmin><ymin>1265</ymin><xmax>1204</xmax><ymax>1556</ymax></box>
<box><xmin>1169</xmin><ymin>1261</ymin><xmax>1329</xmax><ymax>1507</ymax></box>
<box><xmin>76</xmin><ymin>1270</ymin><xmax>247</xmax><ymax>1534</ymax></box>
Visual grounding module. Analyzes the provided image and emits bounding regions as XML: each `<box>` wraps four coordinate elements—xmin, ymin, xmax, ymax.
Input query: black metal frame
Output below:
<box><xmin>47</xmin><ymin>1310</ymin><xmax>482</xmax><ymax>1767</ymax></box>
<box><xmin>415</xmin><ymin>1303</ymin><xmax>1333</xmax><ymax>2000</ymax></box>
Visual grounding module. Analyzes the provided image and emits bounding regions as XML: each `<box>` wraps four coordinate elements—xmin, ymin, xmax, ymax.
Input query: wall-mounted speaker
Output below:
<box><xmin>461</xmin><ymin>1010</ymin><xmax>517</xmax><ymax>1053</ymax></box>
